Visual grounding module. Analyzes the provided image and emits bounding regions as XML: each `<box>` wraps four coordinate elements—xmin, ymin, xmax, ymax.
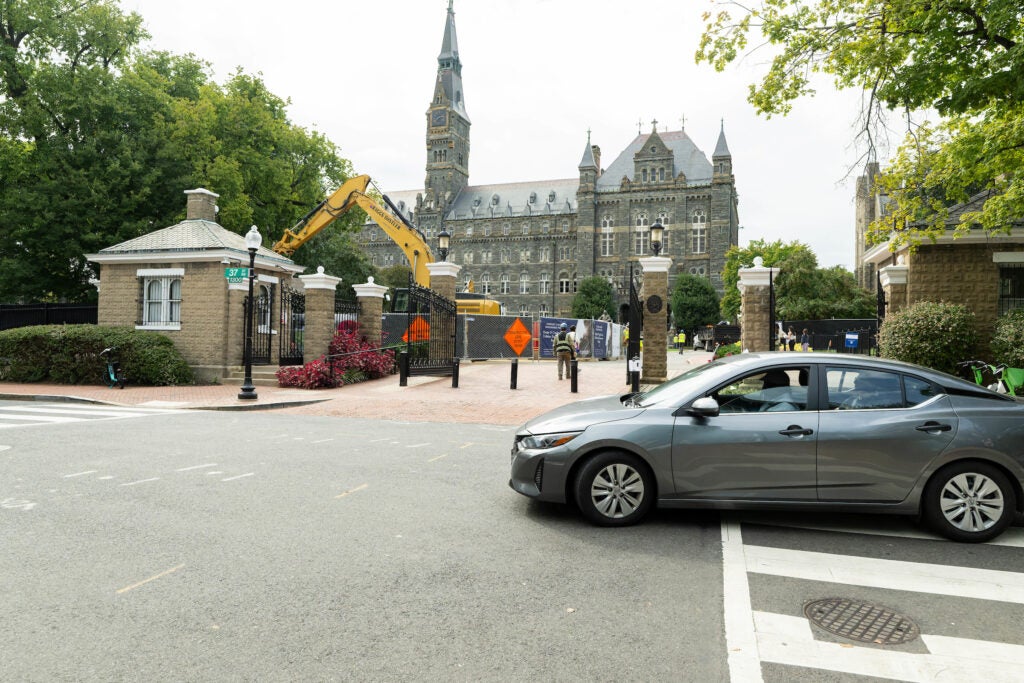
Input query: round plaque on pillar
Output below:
<box><xmin>646</xmin><ymin>295</ymin><xmax>663</xmax><ymax>314</ymax></box>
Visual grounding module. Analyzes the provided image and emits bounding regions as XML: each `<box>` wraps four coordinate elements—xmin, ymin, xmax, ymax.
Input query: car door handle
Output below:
<box><xmin>915</xmin><ymin>421</ymin><xmax>952</xmax><ymax>433</ymax></box>
<box><xmin>779</xmin><ymin>426</ymin><xmax>813</xmax><ymax>437</ymax></box>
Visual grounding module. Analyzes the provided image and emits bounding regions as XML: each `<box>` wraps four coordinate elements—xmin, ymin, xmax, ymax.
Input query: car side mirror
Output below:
<box><xmin>687</xmin><ymin>396</ymin><xmax>720</xmax><ymax>418</ymax></box>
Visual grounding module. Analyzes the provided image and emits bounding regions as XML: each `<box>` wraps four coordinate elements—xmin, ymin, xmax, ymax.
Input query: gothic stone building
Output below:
<box><xmin>358</xmin><ymin>2</ymin><xmax>740</xmax><ymax>320</ymax></box>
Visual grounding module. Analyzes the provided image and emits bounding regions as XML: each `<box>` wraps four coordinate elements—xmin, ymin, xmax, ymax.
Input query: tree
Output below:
<box><xmin>571</xmin><ymin>276</ymin><xmax>616</xmax><ymax>320</ymax></box>
<box><xmin>292</xmin><ymin>231</ymin><xmax>377</xmax><ymax>302</ymax></box>
<box><xmin>671</xmin><ymin>274</ymin><xmax>720</xmax><ymax>332</ymax></box>
<box><xmin>697</xmin><ymin>1</ymin><xmax>1024</xmax><ymax>249</ymax></box>
<box><xmin>721</xmin><ymin>239</ymin><xmax>874</xmax><ymax>320</ymax></box>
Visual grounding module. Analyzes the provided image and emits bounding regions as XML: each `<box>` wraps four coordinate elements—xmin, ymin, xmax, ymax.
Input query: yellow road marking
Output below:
<box><xmin>334</xmin><ymin>483</ymin><xmax>368</xmax><ymax>499</ymax></box>
<box><xmin>428</xmin><ymin>453</ymin><xmax>449</xmax><ymax>462</ymax></box>
<box><xmin>116</xmin><ymin>564</ymin><xmax>185</xmax><ymax>595</ymax></box>
<box><xmin>459</xmin><ymin>443</ymin><xmax>475</xmax><ymax>449</ymax></box>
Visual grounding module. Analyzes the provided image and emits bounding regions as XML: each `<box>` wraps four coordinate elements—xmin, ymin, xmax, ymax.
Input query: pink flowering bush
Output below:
<box><xmin>276</xmin><ymin>328</ymin><xmax>397</xmax><ymax>389</ymax></box>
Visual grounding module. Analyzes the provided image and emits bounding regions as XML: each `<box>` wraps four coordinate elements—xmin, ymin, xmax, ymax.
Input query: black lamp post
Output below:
<box><xmin>438</xmin><ymin>227</ymin><xmax>451</xmax><ymax>261</ymax></box>
<box><xmin>238</xmin><ymin>225</ymin><xmax>262</xmax><ymax>400</ymax></box>
<box><xmin>650</xmin><ymin>221</ymin><xmax>664</xmax><ymax>256</ymax></box>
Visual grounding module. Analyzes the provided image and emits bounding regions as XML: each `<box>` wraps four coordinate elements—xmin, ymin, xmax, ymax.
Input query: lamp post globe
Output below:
<box><xmin>438</xmin><ymin>227</ymin><xmax>451</xmax><ymax>262</ymax></box>
<box><xmin>650</xmin><ymin>221</ymin><xmax>664</xmax><ymax>257</ymax></box>
<box><xmin>238</xmin><ymin>225</ymin><xmax>263</xmax><ymax>400</ymax></box>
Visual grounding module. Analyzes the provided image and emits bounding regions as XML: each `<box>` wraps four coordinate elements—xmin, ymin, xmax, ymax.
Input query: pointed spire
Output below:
<box><xmin>713</xmin><ymin>118</ymin><xmax>731</xmax><ymax>157</ymax></box>
<box><xmin>578</xmin><ymin>130</ymin><xmax>597</xmax><ymax>170</ymax></box>
<box><xmin>439</xmin><ymin>1</ymin><xmax>459</xmax><ymax>63</ymax></box>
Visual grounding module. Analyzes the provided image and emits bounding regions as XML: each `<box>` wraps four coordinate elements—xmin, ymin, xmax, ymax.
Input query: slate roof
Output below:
<box><xmin>445</xmin><ymin>178</ymin><xmax>579</xmax><ymax>220</ymax></box>
<box><xmin>597</xmin><ymin>130</ymin><xmax>713</xmax><ymax>189</ymax></box>
<box><xmin>95</xmin><ymin>219</ymin><xmax>294</xmax><ymax>265</ymax></box>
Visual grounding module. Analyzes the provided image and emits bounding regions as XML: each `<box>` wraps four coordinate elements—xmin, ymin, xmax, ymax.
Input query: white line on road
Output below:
<box><xmin>406</xmin><ymin>443</ymin><xmax>430</xmax><ymax>448</ymax></box>
<box><xmin>116</xmin><ymin>564</ymin><xmax>185</xmax><ymax>595</ymax></box>
<box><xmin>63</xmin><ymin>470</ymin><xmax>98</xmax><ymax>478</ymax></box>
<box><xmin>221</xmin><ymin>473</ymin><xmax>254</xmax><ymax>482</ymax></box>
<box><xmin>0</xmin><ymin>406</ymin><xmax>152</xmax><ymax>418</ymax></box>
<box><xmin>175</xmin><ymin>463</ymin><xmax>218</xmax><ymax>472</ymax></box>
<box><xmin>335</xmin><ymin>483</ymin><xmax>368</xmax><ymax>499</ymax></box>
<box><xmin>310</xmin><ymin>439</ymin><xmax>333</xmax><ymax>444</ymax></box>
<box><xmin>120</xmin><ymin>478</ymin><xmax>160</xmax><ymax>487</ymax></box>
<box><xmin>754</xmin><ymin>611</ymin><xmax>1024</xmax><ymax>682</ymax></box>
<box><xmin>721</xmin><ymin>520</ymin><xmax>764</xmax><ymax>683</ymax></box>
<box><xmin>428</xmin><ymin>453</ymin><xmax>449</xmax><ymax>462</ymax></box>
<box><xmin>745</xmin><ymin>544</ymin><xmax>1024</xmax><ymax>604</ymax></box>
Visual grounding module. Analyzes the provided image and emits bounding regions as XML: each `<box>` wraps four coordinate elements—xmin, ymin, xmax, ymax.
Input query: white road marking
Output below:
<box><xmin>745</xmin><ymin>545</ymin><xmax>1024</xmax><ymax>604</ymax></box>
<box><xmin>175</xmin><ymin>463</ymin><xmax>218</xmax><ymax>472</ymax></box>
<box><xmin>406</xmin><ymin>443</ymin><xmax>430</xmax><ymax>448</ymax></box>
<box><xmin>221</xmin><ymin>473</ymin><xmax>254</xmax><ymax>482</ymax></box>
<box><xmin>63</xmin><ymin>470</ymin><xmax>98</xmax><ymax>478</ymax></box>
<box><xmin>428</xmin><ymin>453</ymin><xmax>449</xmax><ymax>462</ymax></box>
<box><xmin>721</xmin><ymin>521</ymin><xmax>763</xmax><ymax>683</ymax></box>
<box><xmin>116</xmin><ymin>564</ymin><xmax>185</xmax><ymax>595</ymax></box>
<box><xmin>310</xmin><ymin>438</ymin><xmax>333</xmax><ymax>444</ymax></box>
<box><xmin>748</xmin><ymin>515</ymin><xmax>1024</xmax><ymax>548</ymax></box>
<box><xmin>754</xmin><ymin>611</ymin><xmax>1024</xmax><ymax>682</ymax></box>
<box><xmin>0</xmin><ymin>414</ymin><xmax>79</xmax><ymax>423</ymax></box>
<box><xmin>2</xmin><ymin>406</ymin><xmax>154</xmax><ymax>417</ymax></box>
<box><xmin>335</xmin><ymin>483</ymin><xmax>368</xmax><ymax>499</ymax></box>
<box><xmin>119</xmin><ymin>478</ymin><xmax>160</xmax><ymax>487</ymax></box>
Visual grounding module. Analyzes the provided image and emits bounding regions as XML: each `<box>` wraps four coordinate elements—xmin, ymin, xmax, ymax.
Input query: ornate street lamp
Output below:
<box><xmin>650</xmin><ymin>221</ymin><xmax>664</xmax><ymax>256</ymax></box>
<box><xmin>438</xmin><ymin>226</ymin><xmax>451</xmax><ymax>261</ymax></box>
<box><xmin>238</xmin><ymin>225</ymin><xmax>262</xmax><ymax>400</ymax></box>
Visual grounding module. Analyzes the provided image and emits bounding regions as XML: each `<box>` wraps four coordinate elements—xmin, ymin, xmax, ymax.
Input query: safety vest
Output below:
<box><xmin>554</xmin><ymin>331</ymin><xmax>574</xmax><ymax>354</ymax></box>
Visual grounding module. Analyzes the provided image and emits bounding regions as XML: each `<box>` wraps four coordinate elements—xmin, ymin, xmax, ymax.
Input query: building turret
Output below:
<box><xmin>712</xmin><ymin>119</ymin><xmax>732</xmax><ymax>180</ymax></box>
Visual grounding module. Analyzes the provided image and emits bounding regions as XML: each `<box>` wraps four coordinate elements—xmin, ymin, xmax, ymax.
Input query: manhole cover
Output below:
<box><xmin>804</xmin><ymin>598</ymin><xmax>919</xmax><ymax>645</ymax></box>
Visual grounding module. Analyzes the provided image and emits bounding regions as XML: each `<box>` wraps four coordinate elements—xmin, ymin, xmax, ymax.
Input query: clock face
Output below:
<box><xmin>431</xmin><ymin>109</ymin><xmax>447</xmax><ymax>127</ymax></box>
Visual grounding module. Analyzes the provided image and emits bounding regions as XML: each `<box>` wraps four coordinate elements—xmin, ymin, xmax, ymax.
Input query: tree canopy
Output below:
<box><xmin>571</xmin><ymin>276</ymin><xmax>616</xmax><ymax>320</ymax></box>
<box><xmin>698</xmin><ymin>0</ymin><xmax>1024</xmax><ymax>249</ymax></box>
<box><xmin>670</xmin><ymin>274</ymin><xmax>721</xmax><ymax>332</ymax></box>
<box><xmin>0</xmin><ymin>0</ymin><xmax>361</xmax><ymax>302</ymax></box>
<box><xmin>722</xmin><ymin>240</ymin><xmax>875</xmax><ymax>320</ymax></box>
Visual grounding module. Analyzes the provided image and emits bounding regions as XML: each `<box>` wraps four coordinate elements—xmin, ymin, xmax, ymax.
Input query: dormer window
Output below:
<box><xmin>491</xmin><ymin>194</ymin><xmax>500</xmax><ymax>206</ymax></box>
<box><xmin>529</xmin><ymin>192</ymin><xmax>537</xmax><ymax>204</ymax></box>
<box><xmin>473</xmin><ymin>196</ymin><xmax>482</xmax><ymax>207</ymax></box>
<box><xmin>548</xmin><ymin>191</ymin><xmax>556</xmax><ymax>203</ymax></box>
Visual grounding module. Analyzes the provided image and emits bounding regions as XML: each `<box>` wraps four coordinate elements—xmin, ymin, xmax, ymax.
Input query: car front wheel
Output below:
<box><xmin>574</xmin><ymin>451</ymin><xmax>654</xmax><ymax>527</ymax></box>
<box><xmin>923</xmin><ymin>462</ymin><xmax>1016</xmax><ymax>543</ymax></box>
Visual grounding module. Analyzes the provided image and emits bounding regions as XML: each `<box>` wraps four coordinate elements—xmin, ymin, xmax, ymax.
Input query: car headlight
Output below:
<box><xmin>519</xmin><ymin>431</ymin><xmax>582</xmax><ymax>450</ymax></box>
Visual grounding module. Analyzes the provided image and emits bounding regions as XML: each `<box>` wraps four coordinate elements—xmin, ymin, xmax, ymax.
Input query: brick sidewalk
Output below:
<box><xmin>0</xmin><ymin>351</ymin><xmax>711</xmax><ymax>425</ymax></box>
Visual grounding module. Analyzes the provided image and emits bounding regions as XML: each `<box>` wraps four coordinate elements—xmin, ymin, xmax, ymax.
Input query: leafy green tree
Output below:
<box><xmin>722</xmin><ymin>239</ymin><xmax>874</xmax><ymax>320</ymax></box>
<box><xmin>377</xmin><ymin>265</ymin><xmax>414</xmax><ymax>290</ymax></box>
<box><xmin>571</xmin><ymin>276</ymin><xmax>616</xmax><ymax>320</ymax></box>
<box><xmin>294</xmin><ymin>231</ymin><xmax>378</xmax><ymax>302</ymax></box>
<box><xmin>697</xmin><ymin>0</ymin><xmax>1024</xmax><ymax>249</ymax></box>
<box><xmin>671</xmin><ymin>274</ymin><xmax>721</xmax><ymax>332</ymax></box>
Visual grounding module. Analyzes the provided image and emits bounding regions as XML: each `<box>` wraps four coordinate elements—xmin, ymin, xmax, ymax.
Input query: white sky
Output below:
<box><xmin>123</xmin><ymin>0</ymin><xmax>873</xmax><ymax>270</ymax></box>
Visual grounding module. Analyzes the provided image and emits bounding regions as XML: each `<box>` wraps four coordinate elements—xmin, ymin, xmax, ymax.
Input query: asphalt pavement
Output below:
<box><xmin>0</xmin><ymin>349</ymin><xmax>711</xmax><ymax>425</ymax></box>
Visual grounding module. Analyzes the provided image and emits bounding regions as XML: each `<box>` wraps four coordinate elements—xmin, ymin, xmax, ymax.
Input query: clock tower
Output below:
<box><xmin>424</xmin><ymin>0</ymin><xmax>470</xmax><ymax>216</ymax></box>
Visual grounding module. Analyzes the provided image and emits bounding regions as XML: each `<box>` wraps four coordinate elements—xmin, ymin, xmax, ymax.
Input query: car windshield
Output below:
<box><xmin>633</xmin><ymin>358</ymin><xmax>740</xmax><ymax>407</ymax></box>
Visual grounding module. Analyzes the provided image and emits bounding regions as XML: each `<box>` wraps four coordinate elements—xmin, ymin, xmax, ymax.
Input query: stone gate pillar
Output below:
<box><xmin>226</xmin><ymin>282</ymin><xmax>247</xmax><ymax>368</ymax></box>
<box><xmin>353</xmin><ymin>276</ymin><xmax>388</xmax><ymax>347</ymax></box>
<box><xmin>879</xmin><ymin>256</ymin><xmax>909</xmax><ymax>316</ymax></box>
<box><xmin>640</xmin><ymin>255</ymin><xmax>672</xmax><ymax>383</ymax></box>
<box><xmin>426</xmin><ymin>261</ymin><xmax>461</xmax><ymax>302</ymax></box>
<box><xmin>738</xmin><ymin>257</ymin><xmax>779</xmax><ymax>353</ymax></box>
<box><xmin>298</xmin><ymin>266</ymin><xmax>342</xmax><ymax>361</ymax></box>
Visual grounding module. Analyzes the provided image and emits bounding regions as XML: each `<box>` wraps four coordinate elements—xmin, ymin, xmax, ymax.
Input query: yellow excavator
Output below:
<box><xmin>271</xmin><ymin>174</ymin><xmax>502</xmax><ymax>314</ymax></box>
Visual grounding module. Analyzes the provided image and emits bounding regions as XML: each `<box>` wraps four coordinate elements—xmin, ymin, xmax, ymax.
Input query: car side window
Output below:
<box><xmin>904</xmin><ymin>375</ymin><xmax>942</xmax><ymax>406</ymax></box>
<box><xmin>712</xmin><ymin>367</ymin><xmax>809</xmax><ymax>413</ymax></box>
<box><xmin>828</xmin><ymin>368</ymin><xmax>903</xmax><ymax>410</ymax></box>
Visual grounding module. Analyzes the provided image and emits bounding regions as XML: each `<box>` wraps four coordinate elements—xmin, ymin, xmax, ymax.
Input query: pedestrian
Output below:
<box><xmin>787</xmin><ymin>327</ymin><xmax>796</xmax><ymax>351</ymax></box>
<box><xmin>569</xmin><ymin>324</ymin><xmax>579</xmax><ymax>356</ymax></box>
<box><xmin>800</xmin><ymin>328</ymin><xmax>810</xmax><ymax>352</ymax></box>
<box><xmin>554</xmin><ymin>323</ymin><xmax>575</xmax><ymax>380</ymax></box>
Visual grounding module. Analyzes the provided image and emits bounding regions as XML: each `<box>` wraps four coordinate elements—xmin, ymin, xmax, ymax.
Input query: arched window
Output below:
<box><xmin>600</xmin><ymin>215</ymin><xmax>614</xmax><ymax>256</ymax></box>
<box><xmin>519</xmin><ymin>273</ymin><xmax>530</xmax><ymax>294</ymax></box>
<box><xmin>634</xmin><ymin>213</ymin><xmax>650</xmax><ymax>255</ymax></box>
<box><xmin>500</xmin><ymin>274</ymin><xmax>510</xmax><ymax>294</ymax></box>
<box><xmin>559</xmin><ymin>271</ymin><xmax>571</xmax><ymax>293</ymax></box>
<box><xmin>642</xmin><ymin>169</ymin><xmax>648</xmax><ymax>183</ymax></box>
<box><xmin>480</xmin><ymin>273</ymin><xmax>491</xmax><ymax>294</ymax></box>
<box><xmin>691</xmin><ymin>209</ymin><xmax>707</xmax><ymax>254</ymax></box>
<box><xmin>539</xmin><ymin>273</ymin><xmax>550</xmax><ymax>294</ymax></box>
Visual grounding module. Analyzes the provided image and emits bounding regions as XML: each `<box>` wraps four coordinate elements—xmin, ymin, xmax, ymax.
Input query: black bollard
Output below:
<box><xmin>570</xmin><ymin>359</ymin><xmax>578</xmax><ymax>393</ymax></box>
<box><xmin>399</xmin><ymin>351</ymin><xmax>409</xmax><ymax>387</ymax></box>
<box><xmin>630</xmin><ymin>370</ymin><xmax>640</xmax><ymax>393</ymax></box>
<box><xmin>510</xmin><ymin>358</ymin><xmax>518</xmax><ymax>390</ymax></box>
<box><xmin>452</xmin><ymin>357</ymin><xmax>460</xmax><ymax>388</ymax></box>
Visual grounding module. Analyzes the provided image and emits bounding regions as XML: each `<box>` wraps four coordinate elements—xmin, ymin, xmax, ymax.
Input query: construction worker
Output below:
<box><xmin>553</xmin><ymin>323</ymin><xmax>575</xmax><ymax>380</ymax></box>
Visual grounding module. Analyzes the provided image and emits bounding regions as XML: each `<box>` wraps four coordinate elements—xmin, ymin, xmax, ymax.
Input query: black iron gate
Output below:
<box><xmin>279</xmin><ymin>286</ymin><xmax>305</xmax><ymax>366</ymax></box>
<box><xmin>626</xmin><ymin>263</ymin><xmax>643</xmax><ymax>383</ymax></box>
<box><xmin>404</xmin><ymin>280</ymin><xmax>456</xmax><ymax>376</ymax></box>
<box><xmin>246</xmin><ymin>285</ymin><xmax>273</xmax><ymax>365</ymax></box>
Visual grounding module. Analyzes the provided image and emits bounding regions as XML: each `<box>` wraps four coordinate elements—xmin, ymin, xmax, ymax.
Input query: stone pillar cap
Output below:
<box><xmin>353</xmin><ymin>276</ymin><xmax>388</xmax><ymax>299</ymax></box>
<box><xmin>298</xmin><ymin>265</ymin><xmax>342</xmax><ymax>290</ymax></box>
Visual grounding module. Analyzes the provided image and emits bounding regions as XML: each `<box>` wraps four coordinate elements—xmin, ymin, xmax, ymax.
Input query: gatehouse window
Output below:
<box><xmin>138</xmin><ymin>268</ymin><xmax>183</xmax><ymax>330</ymax></box>
<box><xmin>998</xmin><ymin>264</ymin><xmax>1024</xmax><ymax>314</ymax></box>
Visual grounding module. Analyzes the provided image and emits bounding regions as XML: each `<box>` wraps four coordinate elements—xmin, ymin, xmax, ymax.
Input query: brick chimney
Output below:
<box><xmin>184</xmin><ymin>188</ymin><xmax>220</xmax><ymax>222</ymax></box>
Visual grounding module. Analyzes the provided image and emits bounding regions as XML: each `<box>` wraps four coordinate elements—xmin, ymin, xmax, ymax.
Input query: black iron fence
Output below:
<box><xmin>0</xmin><ymin>303</ymin><xmax>97</xmax><ymax>330</ymax></box>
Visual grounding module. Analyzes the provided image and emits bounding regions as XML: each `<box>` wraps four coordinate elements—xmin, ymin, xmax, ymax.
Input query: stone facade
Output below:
<box><xmin>639</xmin><ymin>257</ymin><xmax>671</xmax><ymax>383</ymax></box>
<box><xmin>357</xmin><ymin>3</ymin><xmax>740</xmax><ymax>322</ymax></box>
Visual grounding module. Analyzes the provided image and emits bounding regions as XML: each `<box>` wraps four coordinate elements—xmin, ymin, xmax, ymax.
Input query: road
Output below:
<box><xmin>2</xmin><ymin>403</ymin><xmax>1023</xmax><ymax>681</ymax></box>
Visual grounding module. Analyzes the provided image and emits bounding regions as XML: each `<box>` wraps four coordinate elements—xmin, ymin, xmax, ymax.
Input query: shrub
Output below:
<box><xmin>714</xmin><ymin>341</ymin><xmax>741</xmax><ymax>359</ymax></box>
<box><xmin>0</xmin><ymin>325</ymin><xmax>193</xmax><ymax>385</ymax></box>
<box><xmin>991</xmin><ymin>309</ymin><xmax>1024</xmax><ymax>368</ymax></box>
<box><xmin>276</xmin><ymin>328</ymin><xmax>396</xmax><ymax>389</ymax></box>
<box><xmin>877</xmin><ymin>302</ymin><xmax>977</xmax><ymax>374</ymax></box>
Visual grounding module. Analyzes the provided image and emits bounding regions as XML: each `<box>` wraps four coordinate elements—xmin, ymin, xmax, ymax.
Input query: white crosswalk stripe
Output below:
<box><xmin>722</xmin><ymin>517</ymin><xmax>1024</xmax><ymax>682</ymax></box>
<box><xmin>0</xmin><ymin>403</ymin><xmax>183</xmax><ymax>428</ymax></box>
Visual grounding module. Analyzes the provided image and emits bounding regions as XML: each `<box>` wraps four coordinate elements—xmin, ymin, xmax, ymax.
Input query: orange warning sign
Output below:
<box><xmin>402</xmin><ymin>316</ymin><xmax>430</xmax><ymax>342</ymax></box>
<box><xmin>504</xmin><ymin>318</ymin><xmax>532</xmax><ymax>356</ymax></box>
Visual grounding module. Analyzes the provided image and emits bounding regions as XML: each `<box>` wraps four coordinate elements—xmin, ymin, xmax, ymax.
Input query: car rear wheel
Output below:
<box><xmin>923</xmin><ymin>462</ymin><xmax>1016</xmax><ymax>543</ymax></box>
<box><xmin>574</xmin><ymin>451</ymin><xmax>653</xmax><ymax>527</ymax></box>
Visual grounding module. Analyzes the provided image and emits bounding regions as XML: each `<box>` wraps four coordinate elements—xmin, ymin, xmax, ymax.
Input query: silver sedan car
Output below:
<box><xmin>509</xmin><ymin>353</ymin><xmax>1024</xmax><ymax>542</ymax></box>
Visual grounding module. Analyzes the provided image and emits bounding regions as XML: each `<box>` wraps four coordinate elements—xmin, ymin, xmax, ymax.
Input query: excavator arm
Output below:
<box><xmin>272</xmin><ymin>174</ymin><xmax>434</xmax><ymax>287</ymax></box>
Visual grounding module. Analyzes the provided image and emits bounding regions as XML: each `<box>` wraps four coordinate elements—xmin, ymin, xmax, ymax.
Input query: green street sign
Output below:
<box><xmin>224</xmin><ymin>267</ymin><xmax>250</xmax><ymax>283</ymax></box>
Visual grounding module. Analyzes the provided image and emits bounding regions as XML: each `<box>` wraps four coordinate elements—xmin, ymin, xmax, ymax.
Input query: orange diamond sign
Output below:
<box><xmin>402</xmin><ymin>315</ymin><xmax>431</xmax><ymax>342</ymax></box>
<box><xmin>504</xmin><ymin>318</ymin><xmax>532</xmax><ymax>356</ymax></box>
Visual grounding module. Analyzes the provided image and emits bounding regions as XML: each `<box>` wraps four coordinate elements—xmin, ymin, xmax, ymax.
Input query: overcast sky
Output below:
<box><xmin>123</xmin><ymin>0</ymin><xmax>873</xmax><ymax>270</ymax></box>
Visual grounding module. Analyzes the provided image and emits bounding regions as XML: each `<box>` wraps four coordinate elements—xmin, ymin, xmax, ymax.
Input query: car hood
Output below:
<box><xmin>520</xmin><ymin>394</ymin><xmax>643</xmax><ymax>435</ymax></box>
